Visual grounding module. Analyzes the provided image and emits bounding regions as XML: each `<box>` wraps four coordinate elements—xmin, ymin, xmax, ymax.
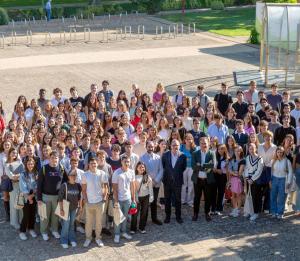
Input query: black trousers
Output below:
<box><xmin>164</xmin><ymin>185</ymin><xmax>181</xmax><ymax>219</ymax></box>
<box><xmin>193</xmin><ymin>178</ymin><xmax>215</xmax><ymax>215</ymax></box>
<box><xmin>131</xmin><ymin>195</ymin><xmax>149</xmax><ymax>231</ymax></box>
<box><xmin>251</xmin><ymin>182</ymin><xmax>264</xmax><ymax>214</ymax></box>
<box><xmin>250</xmin><ymin>182</ymin><xmax>270</xmax><ymax>213</ymax></box>
<box><xmin>150</xmin><ymin>187</ymin><xmax>159</xmax><ymax>221</ymax></box>
<box><xmin>20</xmin><ymin>200</ymin><xmax>36</xmax><ymax>233</ymax></box>
<box><xmin>212</xmin><ymin>174</ymin><xmax>227</xmax><ymax>212</ymax></box>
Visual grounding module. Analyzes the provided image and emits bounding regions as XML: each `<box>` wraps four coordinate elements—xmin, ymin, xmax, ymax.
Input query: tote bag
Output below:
<box><xmin>55</xmin><ymin>183</ymin><xmax>70</xmax><ymax>221</ymax></box>
<box><xmin>243</xmin><ymin>185</ymin><xmax>254</xmax><ymax>217</ymax></box>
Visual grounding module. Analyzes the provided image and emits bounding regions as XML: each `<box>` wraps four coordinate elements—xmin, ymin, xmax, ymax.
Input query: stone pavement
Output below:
<box><xmin>0</xmin><ymin>202</ymin><xmax>300</xmax><ymax>261</ymax></box>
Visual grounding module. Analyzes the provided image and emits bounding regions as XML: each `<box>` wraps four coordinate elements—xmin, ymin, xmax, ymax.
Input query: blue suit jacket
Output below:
<box><xmin>162</xmin><ymin>151</ymin><xmax>187</xmax><ymax>187</ymax></box>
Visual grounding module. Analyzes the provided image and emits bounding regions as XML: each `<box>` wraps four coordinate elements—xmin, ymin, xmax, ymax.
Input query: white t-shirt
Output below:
<box><xmin>291</xmin><ymin>109</ymin><xmax>300</xmax><ymax>127</ymax></box>
<box><xmin>112</xmin><ymin>168</ymin><xmax>135</xmax><ymax>201</ymax></box>
<box><xmin>81</xmin><ymin>169</ymin><xmax>108</xmax><ymax>204</ymax></box>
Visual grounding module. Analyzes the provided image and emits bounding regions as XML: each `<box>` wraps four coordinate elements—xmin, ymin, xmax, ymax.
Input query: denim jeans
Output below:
<box><xmin>270</xmin><ymin>176</ymin><xmax>287</xmax><ymax>216</ymax></box>
<box><xmin>46</xmin><ymin>9</ymin><xmax>51</xmax><ymax>21</ymax></box>
<box><xmin>294</xmin><ymin>168</ymin><xmax>300</xmax><ymax>211</ymax></box>
<box><xmin>114</xmin><ymin>200</ymin><xmax>131</xmax><ymax>236</ymax></box>
<box><xmin>60</xmin><ymin>209</ymin><xmax>77</xmax><ymax>245</ymax></box>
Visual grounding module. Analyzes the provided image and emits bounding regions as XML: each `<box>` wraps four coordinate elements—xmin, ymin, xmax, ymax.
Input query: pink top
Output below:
<box><xmin>244</xmin><ymin>125</ymin><xmax>256</xmax><ymax>135</ymax></box>
<box><xmin>153</xmin><ymin>91</ymin><xmax>164</xmax><ymax>104</ymax></box>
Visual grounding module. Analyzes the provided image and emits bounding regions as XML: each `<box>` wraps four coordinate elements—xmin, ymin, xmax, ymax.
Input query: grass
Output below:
<box><xmin>160</xmin><ymin>7</ymin><xmax>256</xmax><ymax>37</ymax></box>
<box><xmin>0</xmin><ymin>0</ymin><xmax>88</xmax><ymax>8</ymax></box>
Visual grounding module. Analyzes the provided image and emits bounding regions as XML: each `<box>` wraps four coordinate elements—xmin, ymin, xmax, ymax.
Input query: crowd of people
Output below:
<box><xmin>0</xmin><ymin>80</ymin><xmax>300</xmax><ymax>249</ymax></box>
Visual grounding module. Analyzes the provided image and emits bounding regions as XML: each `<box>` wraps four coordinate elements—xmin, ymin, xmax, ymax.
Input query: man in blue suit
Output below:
<box><xmin>162</xmin><ymin>139</ymin><xmax>187</xmax><ymax>224</ymax></box>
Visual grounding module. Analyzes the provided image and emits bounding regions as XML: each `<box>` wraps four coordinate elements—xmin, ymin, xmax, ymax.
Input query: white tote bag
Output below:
<box><xmin>243</xmin><ymin>185</ymin><xmax>254</xmax><ymax>217</ymax></box>
<box><xmin>55</xmin><ymin>183</ymin><xmax>70</xmax><ymax>221</ymax></box>
<box><xmin>113</xmin><ymin>203</ymin><xmax>126</xmax><ymax>226</ymax></box>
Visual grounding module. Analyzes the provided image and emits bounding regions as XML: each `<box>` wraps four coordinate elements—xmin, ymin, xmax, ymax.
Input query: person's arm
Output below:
<box><xmin>112</xmin><ymin>183</ymin><xmax>118</xmax><ymax>205</ymax></box>
<box><xmin>102</xmin><ymin>183</ymin><xmax>109</xmax><ymax>201</ymax></box>
<box><xmin>286</xmin><ymin>159</ymin><xmax>293</xmax><ymax>185</ymax></box>
<box><xmin>37</xmin><ymin>168</ymin><xmax>44</xmax><ymax>203</ymax></box>
<box><xmin>155</xmin><ymin>157</ymin><xmax>163</xmax><ymax>185</ymax></box>
<box><xmin>58</xmin><ymin>184</ymin><xmax>66</xmax><ymax>217</ymax></box>
<box><xmin>130</xmin><ymin>180</ymin><xmax>136</xmax><ymax>203</ymax></box>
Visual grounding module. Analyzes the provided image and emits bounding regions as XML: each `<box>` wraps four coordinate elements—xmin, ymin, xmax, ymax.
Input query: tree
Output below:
<box><xmin>132</xmin><ymin>0</ymin><xmax>164</xmax><ymax>14</ymax></box>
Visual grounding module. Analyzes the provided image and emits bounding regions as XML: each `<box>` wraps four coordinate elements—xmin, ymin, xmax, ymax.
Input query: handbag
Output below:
<box><xmin>0</xmin><ymin>164</ymin><xmax>13</xmax><ymax>192</ymax></box>
<box><xmin>243</xmin><ymin>185</ymin><xmax>254</xmax><ymax>217</ymax></box>
<box><xmin>55</xmin><ymin>183</ymin><xmax>70</xmax><ymax>221</ymax></box>
<box><xmin>14</xmin><ymin>191</ymin><xmax>25</xmax><ymax>209</ymax></box>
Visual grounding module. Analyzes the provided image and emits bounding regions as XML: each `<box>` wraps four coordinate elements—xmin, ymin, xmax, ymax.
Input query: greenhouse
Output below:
<box><xmin>259</xmin><ymin>3</ymin><xmax>300</xmax><ymax>87</ymax></box>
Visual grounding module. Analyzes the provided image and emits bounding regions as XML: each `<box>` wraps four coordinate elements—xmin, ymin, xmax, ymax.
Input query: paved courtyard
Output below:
<box><xmin>0</xmin><ymin>15</ymin><xmax>299</xmax><ymax>261</ymax></box>
<box><xmin>0</xmin><ymin>203</ymin><xmax>300</xmax><ymax>261</ymax></box>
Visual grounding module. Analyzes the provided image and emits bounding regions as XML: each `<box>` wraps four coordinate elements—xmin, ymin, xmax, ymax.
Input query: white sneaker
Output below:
<box><xmin>122</xmin><ymin>233</ymin><xmax>132</xmax><ymax>240</ymax></box>
<box><xmin>19</xmin><ymin>233</ymin><xmax>28</xmax><ymax>241</ymax></box>
<box><xmin>229</xmin><ymin>209</ymin><xmax>237</xmax><ymax>217</ymax></box>
<box><xmin>83</xmin><ymin>239</ymin><xmax>91</xmax><ymax>248</ymax></box>
<box><xmin>61</xmin><ymin>244</ymin><xmax>69</xmax><ymax>249</ymax></box>
<box><xmin>76</xmin><ymin>226</ymin><xmax>85</xmax><ymax>234</ymax></box>
<box><xmin>277</xmin><ymin>215</ymin><xmax>284</xmax><ymax>220</ymax></box>
<box><xmin>29</xmin><ymin>230</ymin><xmax>37</xmax><ymax>238</ymax></box>
<box><xmin>250</xmin><ymin>213</ymin><xmax>258</xmax><ymax>221</ymax></box>
<box><xmin>114</xmin><ymin>235</ymin><xmax>120</xmax><ymax>244</ymax></box>
<box><xmin>71</xmin><ymin>242</ymin><xmax>77</xmax><ymax>247</ymax></box>
<box><xmin>52</xmin><ymin>231</ymin><xmax>60</xmax><ymax>239</ymax></box>
<box><xmin>95</xmin><ymin>239</ymin><xmax>104</xmax><ymax>247</ymax></box>
<box><xmin>130</xmin><ymin>230</ymin><xmax>136</xmax><ymax>234</ymax></box>
<box><xmin>139</xmin><ymin>230</ymin><xmax>146</xmax><ymax>234</ymax></box>
<box><xmin>42</xmin><ymin>233</ymin><xmax>49</xmax><ymax>241</ymax></box>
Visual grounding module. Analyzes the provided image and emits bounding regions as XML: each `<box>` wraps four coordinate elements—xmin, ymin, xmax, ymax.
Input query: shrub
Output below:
<box><xmin>223</xmin><ymin>0</ymin><xmax>234</xmax><ymax>7</ymax></box>
<box><xmin>211</xmin><ymin>0</ymin><xmax>224</xmax><ymax>10</ymax></box>
<box><xmin>0</xmin><ymin>7</ymin><xmax>9</xmax><ymax>25</ymax></box>
<box><xmin>248</xmin><ymin>27</ymin><xmax>260</xmax><ymax>44</ymax></box>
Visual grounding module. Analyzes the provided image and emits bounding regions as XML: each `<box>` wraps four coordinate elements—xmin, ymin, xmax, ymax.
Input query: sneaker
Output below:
<box><xmin>76</xmin><ymin>226</ymin><xmax>85</xmax><ymax>234</ymax></box>
<box><xmin>139</xmin><ymin>230</ymin><xmax>146</xmax><ymax>234</ymax></box>
<box><xmin>95</xmin><ymin>239</ymin><xmax>104</xmax><ymax>247</ymax></box>
<box><xmin>229</xmin><ymin>209</ymin><xmax>237</xmax><ymax>217</ymax></box>
<box><xmin>114</xmin><ymin>235</ymin><xmax>120</xmax><ymax>244</ymax></box>
<box><xmin>61</xmin><ymin>244</ymin><xmax>68</xmax><ymax>249</ymax></box>
<box><xmin>271</xmin><ymin>214</ymin><xmax>277</xmax><ymax>218</ymax></box>
<box><xmin>122</xmin><ymin>233</ymin><xmax>132</xmax><ymax>240</ymax></box>
<box><xmin>250</xmin><ymin>214</ymin><xmax>258</xmax><ymax>221</ymax></box>
<box><xmin>130</xmin><ymin>230</ymin><xmax>136</xmax><ymax>235</ymax></box>
<box><xmin>42</xmin><ymin>233</ymin><xmax>49</xmax><ymax>241</ymax></box>
<box><xmin>52</xmin><ymin>231</ymin><xmax>60</xmax><ymax>239</ymax></box>
<box><xmin>19</xmin><ymin>233</ymin><xmax>28</xmax><ymax>241</ymax></box>
<box><xmin>35</xmin><ymin>216</ymin><xmax>40</xmax><ymax>223</ymax></box>
<box><xmin>71</xmin><ymin>242</ymin><xmax>77</xmax><ymax>247</ymax></box>
<box><xmin>83</xmin><ymin>239</ymin><xmax>91</xmax><ymax>248</ymax></box>
<box><xmin>277</xmin><ymin>215</ymin><xmax>284</xmax><ymax>220</ymax></box>
<box><xmin>29</xmin><ymin>230</ymin><xmax>37</xmax><ymax>238</ymax></box>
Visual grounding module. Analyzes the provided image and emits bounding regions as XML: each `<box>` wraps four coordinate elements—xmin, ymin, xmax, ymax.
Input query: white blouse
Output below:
<box><xmin>271</xmin><ymin>158</ymin><xmax>293</xmax><ymax>184</ymax></box>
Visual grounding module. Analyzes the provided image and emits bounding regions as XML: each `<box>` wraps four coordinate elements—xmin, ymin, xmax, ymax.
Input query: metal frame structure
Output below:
<box><xmin>260</xmin><ymin>3</ymin><xmax>300</xmax><ymax>87</ymax></box>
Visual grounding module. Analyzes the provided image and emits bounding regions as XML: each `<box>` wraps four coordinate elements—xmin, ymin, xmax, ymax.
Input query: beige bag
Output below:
<box><xmin>243</xmin><ymin>185</ymin><xmax>254</xmax><ymax>216</ymax></box>
<box><xmin>55</xmin><ymin>183</ymin><xmax>70</xmax><ymax>221</ymax></box>
<box><xmin>14</xmin><ymin>191</ymin><xmax>25</xmax><ymax>210</ymax></box>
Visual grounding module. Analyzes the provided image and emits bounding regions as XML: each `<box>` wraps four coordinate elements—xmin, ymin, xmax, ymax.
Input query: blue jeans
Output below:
<box><xmin>46</xmin><ymin>9</ymin><xmax>51</xmax><ymax>21</ymax></box>
<box><xmin>270</xmin><ymin>176</ymin><xmax>287</xmax><ymax>216</ymax></box>
<box><xmin>294</xmin><ymin>168</ymin><xmax>300</xmax><ymax>211</ymax></box>
<box><xmin>60</xmin><ymin>209</ymin><xmax>77</xmax><ymax>244</ymax></box>
<box><xmin>114</xmin><ymin>200</ymin><xmax>131</xmax><ymax>236</ymax></box>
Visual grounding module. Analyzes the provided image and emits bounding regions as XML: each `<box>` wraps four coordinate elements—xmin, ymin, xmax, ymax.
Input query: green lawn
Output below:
<box><xmin>161</xmin><ymin>8</ymin><xmax>256</xmax><ymax>37</ymax></box>
<box><xmin>0</xmin><ymin>0</ymin><xmax>88</xmax><ymax>8</ymax></box>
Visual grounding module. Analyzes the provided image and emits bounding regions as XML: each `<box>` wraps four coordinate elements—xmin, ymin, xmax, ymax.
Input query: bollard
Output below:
<box><xmin>11</xmin><ymin>31</ymin><xmax>17</xmax><ymax>46</ymax></box>
<box><xmin>124</xmin><ymin>26</ymin><xmax>132</xmax><ymax>39</ymax></box>
<box><xmin>181</xmin><ymin>24</ymin><xmax>183</xmax><ymax>36</ymax></box>
<box><xmin>102</xmin><ymin>28</ymin><xmax>108</xmax><ymax>43</ymax></box>
<box><xmin>193</xmin><ymin>23</ymin><xmax>196</xmax><ymax>34</ymax></box>
<box><xmin>0</xmin><ymin>34</ymin><xmax>4</xmax><ymax>49</ymax></box>
<box><xmin>26</xmin><ymin>30</ymin><xmax>32</xmax><ymax>45</ymax></box>
<box><xmin>69</xmin><ymin>28</ymin><xmax>77</xmax><ymax>41</ymax></box>
<box><xmin>60</xmin><ymin>31</ymin><xmax>66</xmax><ymax>45</ymax></box>
<box><xmin>32</xmin><ymin>16</ymin><xmax>36</xmax><ymax>24</ymax></box>
<box><xmin>138</xmin><ymin>25</ymin><xmax>144</xmax><ymax>40</ymax></box>
<box><xmin>84</xmin><ymin>27</ymin><xmax>91</xmax><ymax>42</ymax></box>
<box><xmin>108</xmin><ymin>14</ymin><xmax>111</xmax><ymax>21</ymax></box>
<box><xmin>173</xmin><ymin>25</ymin><xmax>176</xmax><ymax>38</ymax></box>
<box><xmin>45</xmin><ymin>32</ymin><xmax>52</xmax><ymax>45</ymax></box>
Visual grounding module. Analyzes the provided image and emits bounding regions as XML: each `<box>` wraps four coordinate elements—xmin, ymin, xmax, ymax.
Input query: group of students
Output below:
<box><xmin>0</xmin><ymin>80</ymin><xmax>300</xmax><ymax>249</ymax></box>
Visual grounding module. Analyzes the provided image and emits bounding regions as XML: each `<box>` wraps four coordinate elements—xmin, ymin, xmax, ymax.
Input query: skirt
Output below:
<box><xmin>230</xmin><ymin>176</ymin><xmax>243</xmax><ymax>194</ymax></box>
<box><xmin>0</xmin><ymin>176</ymin><xmax>13</xmax><ymax>192</ymax></box>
